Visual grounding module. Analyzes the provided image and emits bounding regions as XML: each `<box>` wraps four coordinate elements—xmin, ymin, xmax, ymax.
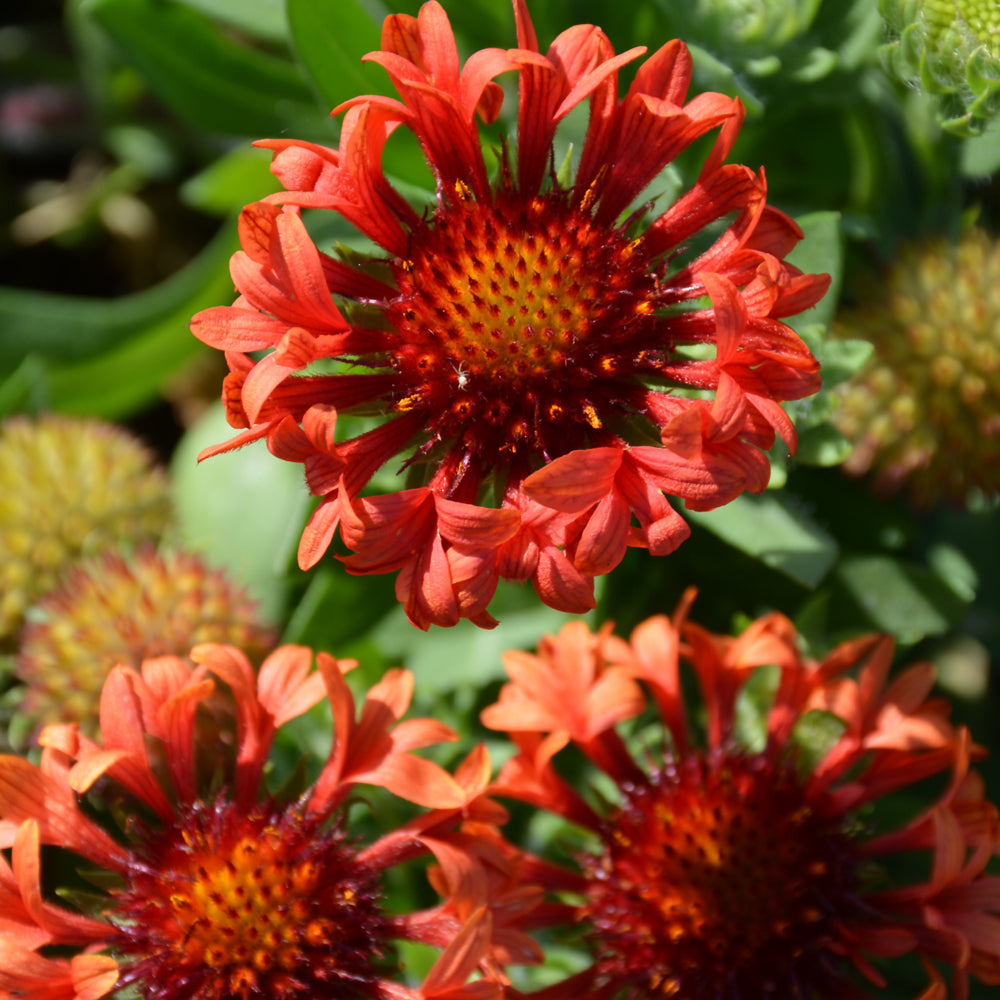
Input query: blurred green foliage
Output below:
<box><xmin>2</xmin><ymin>1</ymin><xmax>999</xmax><ymax>993</ymax></box>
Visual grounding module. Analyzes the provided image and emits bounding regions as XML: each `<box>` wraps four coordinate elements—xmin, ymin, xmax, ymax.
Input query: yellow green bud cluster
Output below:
<box><xmin>14</xmin><ymin>547</ymin><xmax>275</xmax><ymax>734</ymax></box>
<box><xmin>832</xmin><ymin>228</ymin><xmax>1000</xmax><ymax>505</ymax></box>
<box><xmin>880</xmin><ymin>0</ymin><xmax>1000</xmax><ymax>135</ymax></box>
<box><xmin>0</xmin><ymin>414</ymin><xmax>172</xmax><ymax>640</ymax></box>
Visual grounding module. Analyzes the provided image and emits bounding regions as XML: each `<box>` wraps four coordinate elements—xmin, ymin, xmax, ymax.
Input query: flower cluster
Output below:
<box><xmin>832</xmin><ymin>228</ymin><xmax>1000</xmax><ymax>505</ymax></box>
<box><xmin>10</xmin><ymin>6</ymin><xmax>999</xmax><ymax>1000</ymax></box>
<box><xmin>191</xmin><ymin>0</ymin><xmax>827</xmax><ymax>629</ymax></box>
<box><xmin>0</xmin><ymin>643</ymin><xmax>512</xmax><ymax>1000</ymax></box>
<box><xmin>480</xmin><ymin>598</ymin><xmax>1000</xmax><ymax>999</ymax></box>
<box><xmin>2</xmin><ymin>613</ymin><xmax>998</xmax><ymax>1000</ymax></box>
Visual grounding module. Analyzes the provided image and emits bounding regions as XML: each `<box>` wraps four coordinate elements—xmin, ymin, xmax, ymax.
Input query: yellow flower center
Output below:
<box><xmin>110</xmin><ymin>799</ymin><xmax>385</xmax><ymax>1000</ymax></box>
<box><xmin>387</xmin><ymin>188</ymin><xmax>659</xmax><ymax>469</ymax></box>
<box><xmin>169</xmin><ymin>830</ymin><xmax>333</xmax><ymax>976</ymax></box>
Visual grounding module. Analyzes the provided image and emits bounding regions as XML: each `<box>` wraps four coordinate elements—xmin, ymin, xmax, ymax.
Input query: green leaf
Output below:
<box><xmin>834</xmin><ymin>554</ymin><xmax>967</xmax><ymax>644</ymax></box>
<box><xmin>0</xmin><ymin>222</ymin><xmax>238</xmax><ymax>371</ymax></box>
<box><xmin>177</xmin><ymin>0</ymin><xmax>289</xmax><ymax>42</ymax></box>
<box><xmin>687</xmin><ymin>492</ymin><xmax>839</xmax><ymax>589</ymax></box>
<box><xmin>734</xmin><ymin>665</ymin><xmax>780</xmax><ymax>753</ymax></box>
<box><xmin>280</xmin><ymin>563</ymin><xmax>400</xmax><ymax>653</ymax></box>
<box><xmin>960</xmin><ymin>119</ymin><xmax>1000</xmax><ymax>178</ymax></box>
<box><xmin>42</xmin><ymin>321</ymin><xmax>206</xmax><ymax>419</ymax></box>
<box><xmin>283</xmin><ymin>0</ymin><xmax>435</xmax><ymax>188</ymax></box>
<box><xmin>791</xmin><ymin>709</ymin><xmax>846</xmax><ymax>774</ymax></box>
<box><xmin>171</xmin><ymin>403</ymin><xmax>308</xmax><ymax>623</ymax></box>
<box><xmin>686</xmin><ymin>42</ymin><xmax>765</xmax><ymax>117</ymax></box>
<box><xmin>794</xmin><ymin>423</ymin><xmax>853</xmax><ymax>467</ymax></box>
<box><xmin>81</xmin><ymin>0</ymin><xmax>326</xmax><ymax>137</ymax></box>
<box><xmin>829</xmin><ymin>0</ymin><xmax>884</xmax><ymax>72</ymax></box>
<box><xmin>0</xmin><ymin>357</ymin><xmax>48</xmax><ymax>419</ymax></box>
<box><xmin>375</xmin><ymin>583</ymin><xmax>589</xmax><ymax>694</ymax></box>
<box><xmin>927</xmin><ymin>544</ymin><xmax>978</xmax><ymax>603</ymax></box>
<box><xmin>181</xmin><ymin>146</ymin><xmax>281</xmax><ymax>215</ymax></box>
<box><xmin>784</xmin><ymin>211</ymin><xmax>844</xmax><ymax>331</ymax></box>
<box><xmin>787</xmin><ymin>47</ymin><xmax>838</xmax><ymax>83</ymax></box>
<box><xmin>809</xmin><ymin>336</ymin><xmax>874</xmax><ymax>388</ymax></box>
<box><xmin>285</xmin><ymin>0</ymin><xmax>396</xmax><ymax>111</ymax></box>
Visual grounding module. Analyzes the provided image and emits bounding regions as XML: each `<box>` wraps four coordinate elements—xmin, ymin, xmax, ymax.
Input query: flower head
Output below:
<box><xmin>480</xmin><ymin>597</ymin><xmax>1000</xmax><ymax>999</ymax></box>
<box><xmin>0</xmin><ymin>643</ymin><xmax>507</xmax><ymax>999</ymax></box>
<box><xmin>14</xmin><ymin>547</ymin><xmax>274</xmax><ymax>737</ymax></box>
<box><xmin>832</xmin><ymin>228</ymin><xmax>1000</xmax><ymax>505</ymax></box>
<box><xmin>191</xmin><ymin>0</ymin><xmax>828</xmax><ymax>629</ymax></box>
<box><xmin>0</xmin><ymin>414</ymin><xmax>171</xmax><ymax>640</ymax></box>
<box><xmin>880</xmin><ymin>0</ymin><xmax>1000</xmax><ymax>135</ymax></box>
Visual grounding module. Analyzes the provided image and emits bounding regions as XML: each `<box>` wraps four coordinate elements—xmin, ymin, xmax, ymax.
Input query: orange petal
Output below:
<box><xmin>72</xmin><ymin>954</ymin><xmax>119</xmax><ymax>1000</ymax></box>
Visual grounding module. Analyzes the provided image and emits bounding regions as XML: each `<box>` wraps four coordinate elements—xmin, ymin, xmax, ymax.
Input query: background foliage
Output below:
<box><xmin>2</xmin><ymin>0</ymin><xmax>999</xmax><ymax>994</ymax></box>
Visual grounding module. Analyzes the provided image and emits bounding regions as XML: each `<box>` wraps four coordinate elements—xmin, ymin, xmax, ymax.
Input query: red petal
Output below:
<box><xmin>573</xmin><ymin>489</ymin><xmax>630</xmax><ymax>576</ymax></box>
<box><xmin>397</xmin><ymin>531</ymin><xmax>460</xmax><ymax>628</ymax></box>
<box><xmin>523</xmin><ymin>447</ymin><xmax>623</xmax><ymax>512</ymax></box>
<box><xmin>532</xmin><ymin>546</ymin><xmax>595</xmax><ymax>613</ymax></box>
<box><xmin>435</xmin><ymin>497</ymin><xmax>521</xmax><ymax>548</ymax></box>
<box><xmin>297</xmin><ymin>496</ymin><xmax>342</xmax><ymax>570</ymax></box>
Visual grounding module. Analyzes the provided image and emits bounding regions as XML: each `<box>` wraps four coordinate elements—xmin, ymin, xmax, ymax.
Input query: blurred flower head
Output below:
<box><xmin>14</xmin><ymin>546</ymin><xmax>274</xmax><ymax>737</ymax></box>
<box><xmin>0</xmin><ymin>413</ymin><xmax>171</xmax><ymax>640</ymax></box>
<box><xmin>480</xmin><ymin>596</ymin><xmax>1000</xmax><ymax>999</ymax></box>
<box><xmin>880</xmin><ymin>0</ymin><xmax>1000</xmax><ymax>135</ymax></box>
<box><xmin>191</xmin><ymin>0</ymin><xmax>827</xmax><ymax>630</ymax></box>
<box><xmin>832</xmin><ymin>228</ymin><xmax>1000</xmax><ymax>505</ymax></box>
<box><xmin>0</xmin><ymin>643</ymin><xmax>508</xmax><ymax>1000</ymax></box>
<box><xmin>660</xmin><ymin>0</ymin><xmax>827</xmax><ymax>69</ymax></box>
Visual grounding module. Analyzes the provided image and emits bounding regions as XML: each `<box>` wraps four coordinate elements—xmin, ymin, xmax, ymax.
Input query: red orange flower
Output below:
<box><xmin>0</xmin><ymin>644</ymin><xmax>507</xmax><ymax>999</ymax></box>
<box><xmin>480</xmin><ymin>598</ymin><xmax>1000</xmax><ymax>999</ymax></box>
<box><xmin>191</xmin><ymin>0</ymin><xmax>827</xmax><ymax>628</ymax></box>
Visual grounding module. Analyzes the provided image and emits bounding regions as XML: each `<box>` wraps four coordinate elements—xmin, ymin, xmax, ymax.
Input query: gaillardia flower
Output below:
<box><xmin>480</xmin><ymin>597</ymin><xmax>1000</xmax><ymax>999</ymax></box>
<box><xmin>191</xmin><ymin>0</ymin><xmax>828</xmax><ymax>629</ymax></box>
<box><xmin>14</xmin><ymin>546</ymin><xmax>274</xmax><ymax>736</ymax></box>
<box><xmin>0</xmin><ymin>643</ymin><xmax>510</xmax><ymax>999</ymax></box>
<box><xmin>0</xmin><ymin>414</ymin><xmax>171</xmax><ymax>640</ymax></box>
<box><xmin>832</xmin><ymin>228</ymin><xmax>1000</xmax><ymax>505</ymax></box>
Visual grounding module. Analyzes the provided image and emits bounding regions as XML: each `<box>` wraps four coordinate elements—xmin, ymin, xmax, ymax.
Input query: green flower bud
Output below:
<box><xmin>14</xmin><ymin>547</ymin><xmax>275</xmax><ymax>736</ymax></box>
<box><xmin>832</xmin><ymin>228</ymin><xmax>1000</xmax><ymax>504</ymax></box>
<box><xmin>880</xmin><ymin>0</ymin><xmax>1000</xmax><ymax>135</ymax></box>
<box><xmin>0</xmin><ymin>415</ymin><xmax>172</xmax><ymax>640</ymax></box>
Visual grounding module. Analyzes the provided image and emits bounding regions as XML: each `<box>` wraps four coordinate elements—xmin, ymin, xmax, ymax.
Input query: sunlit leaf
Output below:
<box><xmin>177</xmin><ymin>0</ymin><xmax>288</xmax><ymax>42</ymax></box>
<box><xmin>794</xmin><ymin>423</ymin><xmax>853</xmax><ymax>467</ymax></box>
<box><xmin>181</xmin><ymin>147</ymin><xmax>281</xmax><ymax>215</ymax></box>
<box><xmin>688</xmin><ymin>492</ymin><xmax>839</xmax><ymax>589</ymax></box>
<box><xmin>784</xmin><ymin>211</ymin><xmax>843</xmax><ymax>331</ymax></box>
<box><xmin>834</xmin><ymin>554</ymin><xmax>968</xmax><ymax>643</ymax></box>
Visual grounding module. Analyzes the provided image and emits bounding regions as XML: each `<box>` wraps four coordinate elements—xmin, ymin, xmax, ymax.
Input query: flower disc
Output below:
<box><xmin>109</xmin><ymin>796</ymin><xmax>386</xmax><ymax>1000</ymax></box>
<box><xmin>388</xmin><ymin>188</ymin><xmax>658</xmax><ymax>473</ymax></box>
<box><xmin>583</xmin><ymin>752</ymin><xmax>859</xmax><ymax>998</ymax></box>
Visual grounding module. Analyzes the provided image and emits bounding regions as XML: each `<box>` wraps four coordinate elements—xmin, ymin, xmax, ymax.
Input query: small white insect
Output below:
<box><xmin>454</xmin><ymin>363</ymin><xmax>470</xmax><ymax>390</ymax></box>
